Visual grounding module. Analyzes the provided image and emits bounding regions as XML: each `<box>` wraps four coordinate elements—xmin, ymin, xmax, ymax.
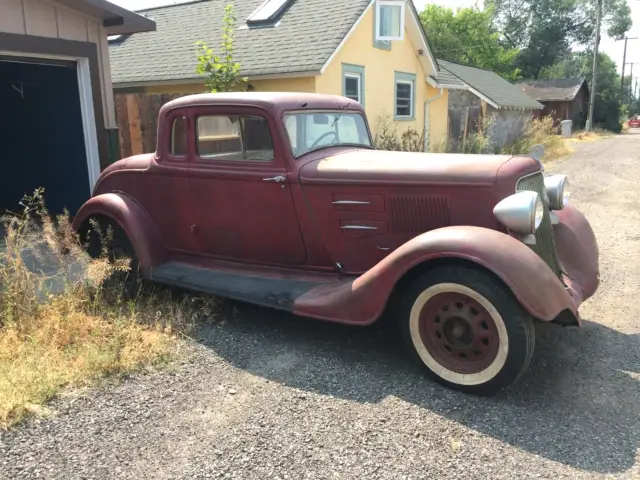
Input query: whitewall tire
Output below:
<box><xmin>399</xmin><ymin>264</ymin><xmax>536</xmax><ymax>395</ymax></box>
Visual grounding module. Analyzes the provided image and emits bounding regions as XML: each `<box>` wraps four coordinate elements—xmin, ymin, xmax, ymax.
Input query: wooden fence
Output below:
<box><xmin>114</xmin><ymin>93</ymin><xmax>186</xmax><ymax>159</ymax></box>
<box><xmin>448</xmin><ymin>105</ymin><xmax>483</xmax><ymax>148</ymax></box>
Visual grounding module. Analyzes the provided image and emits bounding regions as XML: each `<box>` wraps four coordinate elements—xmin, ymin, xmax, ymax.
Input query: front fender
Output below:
<box><xmin>294</xmin><ymin>226</ymin><xmax>574</xmax><ymax>325</ymax></box>
<box><xmin>72</xmin><ymin>193</ymin><xmax>166</xmax><ymax>275</ymax></box>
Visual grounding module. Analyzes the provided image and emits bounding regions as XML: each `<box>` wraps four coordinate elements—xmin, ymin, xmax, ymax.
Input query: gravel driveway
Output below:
<box><xmin>1</xmin><ymin>133</ymin><xmax>639</xmax><ymax>480</ymax></box>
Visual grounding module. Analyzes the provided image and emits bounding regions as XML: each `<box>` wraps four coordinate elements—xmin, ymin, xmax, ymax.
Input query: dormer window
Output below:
<box><xmin>246</xmin><ymin>0</ymin><xmax>294</xmax><ymax>26</ymax></box>
<box><xmin>375</xmin><ymin>0</ymin><xmax>405</xmax><ymax>42</ymax></box>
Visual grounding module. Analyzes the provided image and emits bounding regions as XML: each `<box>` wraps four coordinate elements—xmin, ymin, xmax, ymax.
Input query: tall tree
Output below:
<box><xmin>487</xmin><ymin>0</ymin><xmax>632</xmax><ymax>78</ymax></box>
<box><xmin>419</xmin><ymin>5</ymin><xmax>521</xmax><ymax>80</ymax></box>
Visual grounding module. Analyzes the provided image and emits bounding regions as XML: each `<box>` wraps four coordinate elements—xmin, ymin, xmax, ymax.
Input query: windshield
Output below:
<box><xmin>283</xmin><ymin>111</ymin><xmax>372</xmax><ymax>158</ymax></box>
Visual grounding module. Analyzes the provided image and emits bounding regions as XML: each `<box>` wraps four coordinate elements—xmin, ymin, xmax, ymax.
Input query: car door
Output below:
<box><xmin>187</xmin><ymin>105</ymin><xmax>307</xmax><ymax>265</ymax></box>
<box><xmin>138</xmin><ymin>106</ymin><xmax>199</xmax><ymax>254</ymax></box>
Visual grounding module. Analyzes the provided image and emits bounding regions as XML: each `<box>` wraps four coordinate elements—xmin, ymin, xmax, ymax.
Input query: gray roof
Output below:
<box><xmin>438</xmin><ymin>59</ymin><xmax>544</xmax><ymax>110</ymax></box>
<box><xmin>109</xmin><ymin>0</ymin><xmax>370</xmax><ymax>85</ymax></box>
<box><xmin>431</xmin><ymin>68</ymin><xmax>466</xmax><ymax>88</ymax></box>
<box><xmin>515</xmin><ymin>77</ymin><xmax>588</xmax><ymax>102</ymax></box>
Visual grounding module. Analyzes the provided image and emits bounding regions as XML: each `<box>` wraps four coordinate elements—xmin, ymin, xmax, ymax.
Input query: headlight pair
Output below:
<box><xmin>494</xmin><ymin>191</ymin><xmax>544</xmax><ymax>235</ymax></box>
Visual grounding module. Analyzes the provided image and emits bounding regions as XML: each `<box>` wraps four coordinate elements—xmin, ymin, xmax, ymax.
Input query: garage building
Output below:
<box><xmin>0</xmin><ymin>0</ymin><xmax>155</xmax><ymax>215</ymax></box>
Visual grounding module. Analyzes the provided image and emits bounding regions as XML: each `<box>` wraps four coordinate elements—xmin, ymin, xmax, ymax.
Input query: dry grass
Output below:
<box><xmin>0</xmin><ymin>190</ymin><xmax>217</xmax><ymax>428</ymax></box>
<box><xmin>569</xmin><ymin>129</ymin><xmax>616</xmax><ymax>142</ymax></box>
<box><xmin>374</xmin><ymin>114</ymin><xmax>570</xmax><ymax>163</ymax></box>
<box><xmin>500</xmin><ymin>116</ymin><xmax>571</xmax><ymax>163</ymax></box>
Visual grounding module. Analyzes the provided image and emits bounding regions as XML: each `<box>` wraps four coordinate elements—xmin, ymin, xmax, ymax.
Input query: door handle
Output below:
<box><xmin>263</xmin><ymin>175</ymin><xmax>286</xmax><ymax>183</ymax></box>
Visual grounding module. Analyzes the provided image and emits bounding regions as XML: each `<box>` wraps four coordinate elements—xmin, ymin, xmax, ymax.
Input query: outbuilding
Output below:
<box><xmin>0</xmin><ymin>0</ymin><xmax>155</xmax><ymax>214</ymax></box>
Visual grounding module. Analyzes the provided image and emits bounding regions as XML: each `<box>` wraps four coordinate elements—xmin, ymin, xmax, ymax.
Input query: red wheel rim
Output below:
<box><xmin>418</xmin><ymin>292</ymin><xmax>500</xmax><ymax>374</ymax></box>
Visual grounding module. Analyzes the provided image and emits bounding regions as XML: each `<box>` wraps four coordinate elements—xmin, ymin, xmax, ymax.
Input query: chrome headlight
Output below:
<box><xmin>493</xmin><ymin>191</ymin><xmax>544</xmax><ymax>234</ymax></box>
<box><xmin>544</xmin><ymin>174</ymin><xmax>570</xmax><ymax>210</ymax></box>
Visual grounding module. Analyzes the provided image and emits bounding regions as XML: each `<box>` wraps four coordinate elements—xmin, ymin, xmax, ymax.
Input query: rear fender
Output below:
<box><xmin>72</xmin><ymin>193</ymin><xmax>166</xmax><ymax>275</ymax></box>
<box><xmin>293</xmin><ymin>226</ymin><xmax>574</xmax><ymax>325</ymax></box>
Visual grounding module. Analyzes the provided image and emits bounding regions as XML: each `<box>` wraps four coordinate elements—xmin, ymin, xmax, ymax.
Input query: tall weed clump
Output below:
<box><xmin>0</xmin><ymin>189</ymin><xmax>217</xmax><ymax>428</ymax></box>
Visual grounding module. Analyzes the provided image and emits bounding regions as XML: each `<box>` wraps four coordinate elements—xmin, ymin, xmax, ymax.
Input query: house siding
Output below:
<box><xmin>0</xmin><ymin>0</ymin><xmax>116</xmax><ymax>128</ymax></box>
<box><xmin>316</xmin><ymin>5</ymin><xmax>448</xmax><ymax>147</ymax></box>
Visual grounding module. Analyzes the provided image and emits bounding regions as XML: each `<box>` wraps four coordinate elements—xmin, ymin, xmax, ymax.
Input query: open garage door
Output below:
<box><xmin>0</xmin><ymin>57</ymin><xmax>95</xmax><ymax>215</ymax></box>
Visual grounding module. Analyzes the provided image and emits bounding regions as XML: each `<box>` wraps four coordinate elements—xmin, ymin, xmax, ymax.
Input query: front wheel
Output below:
<box><xmin>398</xmin><ymin>265</ymin><xmax>535</xmax><ymax>395</ymax></box>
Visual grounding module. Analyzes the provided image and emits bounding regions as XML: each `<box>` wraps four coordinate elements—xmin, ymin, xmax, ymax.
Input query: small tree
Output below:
<box><xmin>195</xmin><ymin>4</ymin><xmax>247</xmax><ymax>93</ymax></box>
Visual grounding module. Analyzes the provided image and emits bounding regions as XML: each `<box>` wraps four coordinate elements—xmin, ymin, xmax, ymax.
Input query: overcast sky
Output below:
<box><xmin>111</xmin><ymin>0</ymin><xmax>640</xmax><ymax>75</ymax></box>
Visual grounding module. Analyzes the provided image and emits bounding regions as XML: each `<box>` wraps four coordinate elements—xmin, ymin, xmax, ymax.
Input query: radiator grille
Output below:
<box><xmin>516</xmin><ymin>172</ymin><xmax>562</xmax><ymax>277</ymax></box>
<box><xmin>388</xmin><ymin>195</ymin><xmax>451</xmax><ymax>233</ymax></box>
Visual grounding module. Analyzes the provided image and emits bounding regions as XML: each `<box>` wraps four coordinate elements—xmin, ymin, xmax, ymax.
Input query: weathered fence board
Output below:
<box><xmin>114</xmin><ymin>93</ymin><xmax>186</xmax><ymax>159</ymax></box>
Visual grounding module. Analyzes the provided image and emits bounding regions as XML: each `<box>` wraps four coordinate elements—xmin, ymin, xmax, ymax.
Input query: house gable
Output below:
<box><xmin>315</xmin><ymin>2</ymin><xmax>445</xmax><ymax>140</ymax></box>
<box><xmin>320</xmin><ymin>0</ymin><xmax>437</xmax><ymax>78</ymax></box>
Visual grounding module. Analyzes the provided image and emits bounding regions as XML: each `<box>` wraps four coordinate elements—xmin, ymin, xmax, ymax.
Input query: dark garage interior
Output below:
<box><xmin>0</xmin><ymin>58</ymin><xmax>90</xmax><ymax>216</ymax></box>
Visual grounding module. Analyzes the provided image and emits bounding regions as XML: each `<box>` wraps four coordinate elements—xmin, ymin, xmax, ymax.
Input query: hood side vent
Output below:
<box><xmin>388</xmin><ymin>195</ymin><xmax>451</xmax><ymax>234</ymax></box>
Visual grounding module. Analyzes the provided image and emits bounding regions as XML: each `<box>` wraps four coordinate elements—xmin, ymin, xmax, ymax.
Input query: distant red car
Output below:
<box><xmin>73</xmin><ymin>92</ymin><xmax>600</xmax><ymax>395</ymax></box>
<box><xmin>629</xmin><ymin>116</ymin><xmax>640</xmax><ymax>128</ymax></box>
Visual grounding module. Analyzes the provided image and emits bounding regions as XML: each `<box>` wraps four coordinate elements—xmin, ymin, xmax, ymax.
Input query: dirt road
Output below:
<box><xmin>1</xmin><ymin>133</ymin><xmax>638</xmax><ymax>480</ymax></box>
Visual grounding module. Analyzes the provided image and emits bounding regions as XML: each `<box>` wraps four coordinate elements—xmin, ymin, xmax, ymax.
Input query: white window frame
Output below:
<box><xmin>344</xmin><ymin>73</ymin><xmax>362</xmax><ymax>103</ymax></box>
<box><xmin>395</xmin><ymin>80</ymin><xmax>414</xmax><ymax>119</ymax></box>
<box><xmin>375</xmin><ymin>0</ymin><xmax>406</xmax><ymax>42</ymax></box>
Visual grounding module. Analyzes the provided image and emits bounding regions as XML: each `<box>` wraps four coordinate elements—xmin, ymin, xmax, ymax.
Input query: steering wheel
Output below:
<box><xmin>310</xmin><ymin>131</ymin><xmax>338</xmax><ymax>149</ymax></box>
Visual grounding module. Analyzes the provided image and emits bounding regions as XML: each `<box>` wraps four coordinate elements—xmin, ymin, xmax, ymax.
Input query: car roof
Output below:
<box><xmin>160</xmin><ymin>92</ymin><xmax>366</xmax><ymax>117</ymax></box>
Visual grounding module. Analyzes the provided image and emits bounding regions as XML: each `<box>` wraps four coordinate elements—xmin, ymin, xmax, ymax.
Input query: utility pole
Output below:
<box><xmin>586</xmin><ymin>0</ymin><xmax>602</xmax><ymax>132</ymax></box>
<box><xmin>618</xmin><ymin>37</ymin><xmax>638</xmax><ymax>102</ymax></box>
<box><xmin>625</xmin><ymin>64</ymin><xmax>640</xmax><ymax>112</ymax></box>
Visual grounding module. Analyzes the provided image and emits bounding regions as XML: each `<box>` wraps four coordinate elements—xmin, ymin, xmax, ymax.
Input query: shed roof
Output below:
<box><xmin>437</xmin><ymin>59</ymin><xmax>544</xmax><ymax>110</ymax></box>
<box><xmin>515</xmin><ymin>77</ymin><xmax>588</xmax><ymax>102</ymax></box>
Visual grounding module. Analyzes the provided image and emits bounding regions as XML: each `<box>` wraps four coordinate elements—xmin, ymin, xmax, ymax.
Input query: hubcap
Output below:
<box><xmin>419</xmin><ymin>292</ymin><xmax>500</xmax><ymax>374</ymax></box>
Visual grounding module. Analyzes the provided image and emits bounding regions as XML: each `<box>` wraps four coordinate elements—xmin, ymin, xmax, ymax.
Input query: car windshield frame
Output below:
<box><xmin>282</xmin><ymin>110</ymin><xmax>374</xmax><ymax>159</ymax></box>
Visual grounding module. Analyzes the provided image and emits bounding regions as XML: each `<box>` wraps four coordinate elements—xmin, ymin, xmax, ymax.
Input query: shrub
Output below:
<box><xmin>501</xmin><ymin>116</ymin><xmax>570</xmax><ymax>160</ymax></box>
<box><xmin>603</xmin><ymin>119</ymin><xmax>623</xmax><ymax>133</ymax></box>
<box><xmin>0</xmin><ymin>189</ymin><xmax>217</xmax><ymax>427</ymax></box>
<box><xmin>374</xmin><ymin>117</ymin><xmax>426</xmax><ymax>152</ymax></box>
<box><xmin>373</xmin><ymin>114</ymin><xmax>569</xmax><ymax>162</ymax></box>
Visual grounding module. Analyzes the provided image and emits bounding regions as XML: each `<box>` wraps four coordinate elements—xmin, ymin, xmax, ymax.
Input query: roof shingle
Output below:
<box><xmin>437</xmin><ymin>59</ymin><xmax>543</xmax><ymax>110</ymax></box>
<box><xmin>109</xmin><ymin>0</ymin><xmax>370</xmax><ymax>85</ymax></box>
<box><xmin>515</xmin><ymin>77</ymin><xmax>588</xmax><ymax>102</ymax></box>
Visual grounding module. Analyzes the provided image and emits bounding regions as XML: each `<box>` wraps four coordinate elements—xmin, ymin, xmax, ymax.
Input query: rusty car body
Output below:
<box><xmin>73</xmin><ymin>92</ymin><xmax>600</xmax><ymax>395</ymax></box>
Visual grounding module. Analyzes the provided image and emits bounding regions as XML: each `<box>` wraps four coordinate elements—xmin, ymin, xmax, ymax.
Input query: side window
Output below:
<box><xmin>241</xmin><ymin>116</ymin><xmax>274</xmax><ymax>161</ymax></box>
<box><xmin>394</xmin><ymin>72</ymin><xmax>416</xmax><ymax>120</ymax></box>
<box><xmin>171</xmin><ymin>116</ymin><xmax>187</xmax><ymax>156</ymax></box>
<box><xmin>196</xmin><ymin>114</ymin><xmax>274</xmax><ymax>161</ymax></box>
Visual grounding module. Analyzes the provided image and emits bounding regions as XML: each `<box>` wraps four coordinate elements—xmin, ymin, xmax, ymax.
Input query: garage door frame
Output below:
<box><xmin>0</xmin><ymin>32</ymin><xmax>108</xmax><ymax>191</ymax></box>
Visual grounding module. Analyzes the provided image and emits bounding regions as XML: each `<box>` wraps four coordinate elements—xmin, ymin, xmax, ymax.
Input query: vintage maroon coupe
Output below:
<box><xmin>73</xmin><ymin>92</ymin><xmax>599</xmax><ymax>395</ymax></box>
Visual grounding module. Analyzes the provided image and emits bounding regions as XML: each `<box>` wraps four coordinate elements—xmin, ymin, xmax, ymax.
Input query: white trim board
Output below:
<box><xmin>466</xmin><ymin>85</ymin><xmax>500</xmax><ymax>109</ymax></box>
<box><xmin>320</xmin><ymin>0</ymin><xmax>375</xmax><ymax>75</ymax></box>
<box><xmin>0</xmin><ymin>50</ymin><xmax>101</xmax><ymax>192</ymax></box>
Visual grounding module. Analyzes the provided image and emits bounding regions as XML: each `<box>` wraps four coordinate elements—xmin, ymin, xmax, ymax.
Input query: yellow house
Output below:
<box><xmin>109</xmin><ymin>0</ymin><xmax>451</xmax><ymax>149</ymax></box>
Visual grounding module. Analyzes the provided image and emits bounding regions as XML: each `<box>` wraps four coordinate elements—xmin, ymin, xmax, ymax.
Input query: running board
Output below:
<box><xmin>150</xmin><ymin>262</ymin><xmax>322</xmax><ymax>310</ymax></box>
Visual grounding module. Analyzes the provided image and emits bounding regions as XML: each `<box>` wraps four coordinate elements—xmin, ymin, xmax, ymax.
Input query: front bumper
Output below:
<box><xmin>552</xmin><ymin>204</ymin><xmax>600</xmax><ymax>325</ymax></box>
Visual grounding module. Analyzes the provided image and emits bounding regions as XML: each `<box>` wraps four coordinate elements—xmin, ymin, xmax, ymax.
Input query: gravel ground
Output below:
<box><xmin>1</xmin><ymin>133</ymin><xmax>639</xmax><ymax>480</ymax></box>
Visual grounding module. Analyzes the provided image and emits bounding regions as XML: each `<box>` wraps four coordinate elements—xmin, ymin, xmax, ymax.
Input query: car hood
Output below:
<box><xmin>298</xmin><ymin>149</ymin><xmax>537</xmax><ymax>186</ymax></box>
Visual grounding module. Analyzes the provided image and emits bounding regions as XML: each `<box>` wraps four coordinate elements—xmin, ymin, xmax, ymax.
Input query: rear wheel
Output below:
<box><xmin>398</xmin><ymin>264</ymin><xmax>535</xmax><ymax>395</ymax></box>
<box><xmin>84</xmin><ymin>218</ymin><xmax>140</xmax><ymax>298</ymax></box>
